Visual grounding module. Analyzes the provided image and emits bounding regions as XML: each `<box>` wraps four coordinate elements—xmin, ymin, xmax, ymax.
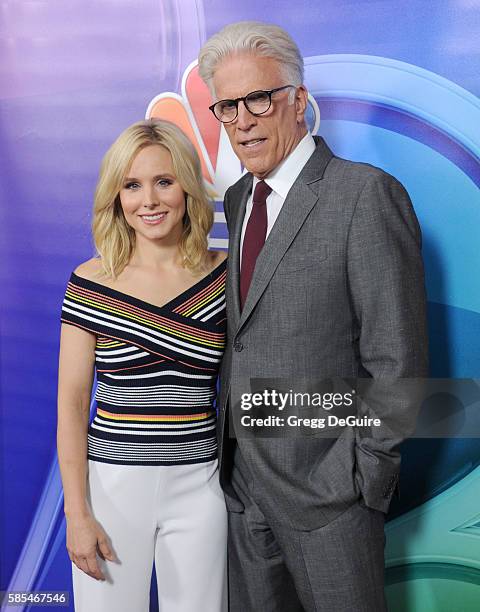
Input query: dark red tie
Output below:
<box><xmin>240</xmin><ymin>180</ymin><xmax>272</xmax><ymax>309</ymax></box>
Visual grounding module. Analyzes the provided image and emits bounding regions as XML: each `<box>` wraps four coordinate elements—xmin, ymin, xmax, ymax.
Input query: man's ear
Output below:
<box><xmin>295</xmin><ymin>85</ymin><xmax>308</xmax><ymax>123</ymax></box>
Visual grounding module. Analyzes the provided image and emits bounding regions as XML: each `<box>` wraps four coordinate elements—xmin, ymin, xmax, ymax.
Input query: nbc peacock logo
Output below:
<box><xmin>145</xmin><ymin>60</ymin><xmax>320</xmax><ymax>250</ymax></box>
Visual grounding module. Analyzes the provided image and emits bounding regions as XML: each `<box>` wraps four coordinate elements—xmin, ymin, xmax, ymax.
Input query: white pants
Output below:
<box><xmin>72</xmin><ymin>459</ymin><xmax>227</xmax><ymax>612</ymax></box>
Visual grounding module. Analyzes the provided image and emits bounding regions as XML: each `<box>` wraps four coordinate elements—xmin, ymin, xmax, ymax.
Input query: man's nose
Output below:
<box><xmin>236</xmin><ymin>100</ymin><xmax>256</xmax><ymax>130</ymax></box>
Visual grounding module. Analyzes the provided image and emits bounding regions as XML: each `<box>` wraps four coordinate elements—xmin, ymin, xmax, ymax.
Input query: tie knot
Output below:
<box><xmin>253</xmin><ymin>180</ymin><xmax>272</xmax><ymax>206</ymax></box>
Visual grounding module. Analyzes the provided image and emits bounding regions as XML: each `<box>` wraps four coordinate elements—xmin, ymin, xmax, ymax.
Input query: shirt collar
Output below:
<box><xmin>252</xmin><ymin>132</ymin><xmax>316</xmax><ymax>199</ymax></box>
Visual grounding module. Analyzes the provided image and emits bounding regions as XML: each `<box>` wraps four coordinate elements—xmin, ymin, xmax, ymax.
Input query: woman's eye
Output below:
<box><xmin>158</xmin><ymin>179</ymin><xmax>172</xmax><ymax>187</ymax></box>
<box><xmin>124</xmin><ymin>182</ymin><xmax>139</xmax><ymax>190</ymax></box>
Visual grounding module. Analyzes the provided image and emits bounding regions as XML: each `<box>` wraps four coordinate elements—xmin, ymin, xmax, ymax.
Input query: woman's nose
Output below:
<box><xmin>142</xmin><ymin>185</ymin><xmax>159</xmax><ymax>208</ymax></box>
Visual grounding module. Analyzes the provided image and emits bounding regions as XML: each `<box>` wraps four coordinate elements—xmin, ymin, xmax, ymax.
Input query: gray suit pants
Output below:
<box><xmin>228</xmin><ymin>447</ymin><xmax>387</xmax><ymax>612</ymax></box>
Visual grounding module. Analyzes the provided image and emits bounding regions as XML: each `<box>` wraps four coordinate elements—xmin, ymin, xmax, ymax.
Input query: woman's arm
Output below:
<box><xmin>57</xmin><ymin>323</ymin><xmax>115</xmax><ymax>580</ymax></box>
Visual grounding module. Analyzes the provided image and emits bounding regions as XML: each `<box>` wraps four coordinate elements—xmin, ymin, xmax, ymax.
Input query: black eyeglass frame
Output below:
<box><xmin>208</xmin><ymin>85</ymin><xmax>296</xmax><ymax>123</ymax></box>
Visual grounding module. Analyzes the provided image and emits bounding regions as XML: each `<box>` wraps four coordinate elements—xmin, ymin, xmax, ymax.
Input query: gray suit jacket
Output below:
<box><xmin>218</xmin><ymin>136</ymin><xmax>428</xmax><ymax>531</ymax></box>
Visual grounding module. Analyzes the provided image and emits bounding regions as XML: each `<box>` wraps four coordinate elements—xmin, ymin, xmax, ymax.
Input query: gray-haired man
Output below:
<box><xmin>198</xmin><ymin>21</ymin><xmax>428</xmax><ymax>612</ymax></box>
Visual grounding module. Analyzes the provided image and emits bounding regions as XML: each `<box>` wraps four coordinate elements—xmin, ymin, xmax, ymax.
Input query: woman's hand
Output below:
<box><xmin>66</xmin><ymin>513</ymin><xmax>115</xmax><ymax>580</ymax></box>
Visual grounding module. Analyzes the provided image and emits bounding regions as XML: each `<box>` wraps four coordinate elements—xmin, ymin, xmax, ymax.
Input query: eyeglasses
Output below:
<box><xmin>209</xmin><ymin>85</ymin><xmax>296</xmax><ymax>123</ymax></box>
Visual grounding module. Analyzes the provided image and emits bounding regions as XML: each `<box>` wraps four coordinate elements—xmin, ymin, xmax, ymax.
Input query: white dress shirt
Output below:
<box><xmin>240</xmin><ymin>132</ymin><xmax>316</xmax><ymax>266</ymax></box>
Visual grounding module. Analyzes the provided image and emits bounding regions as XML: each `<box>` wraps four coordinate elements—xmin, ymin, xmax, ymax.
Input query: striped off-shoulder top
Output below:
<box><xmin>60</xmin><ymin>259</ymin><xmax>227</xmax><ymax>466</ymax></box>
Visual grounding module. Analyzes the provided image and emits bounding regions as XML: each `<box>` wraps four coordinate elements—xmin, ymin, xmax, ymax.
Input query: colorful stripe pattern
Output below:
<box><xmin>61</xmin><ymin>259</ymin><xmax>227</xmax><ymax>465</ymax></box>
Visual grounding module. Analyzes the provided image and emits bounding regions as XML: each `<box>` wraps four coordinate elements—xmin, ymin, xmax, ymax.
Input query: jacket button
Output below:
<box><xmin>234</xmin><ymin>341</ymin><xmax>244</xmax><ymax>352</ymax></box>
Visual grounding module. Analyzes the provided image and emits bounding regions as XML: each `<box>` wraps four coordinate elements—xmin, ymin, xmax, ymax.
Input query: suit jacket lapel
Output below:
<box><xmin>237</xmin><ymin>137</ymin><xmax>334</xmax><ymax>332</ymax></box>
<box><xmin>228</xmin><ymin>175</ymin><xmax>253</xmax><ymax>327</ymax></box>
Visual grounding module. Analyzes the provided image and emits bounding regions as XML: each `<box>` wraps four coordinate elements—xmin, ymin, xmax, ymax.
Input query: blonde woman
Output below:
<box><xmin>57</xmin><ymin>119</ymin><xmax>227</xmax><ymax>612</ymax></box>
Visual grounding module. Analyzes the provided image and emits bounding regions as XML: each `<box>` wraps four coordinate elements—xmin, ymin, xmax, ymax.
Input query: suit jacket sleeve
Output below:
<box><xmin>346</xmin><ymin>171</ymin><xmax>429</xmax><ymax>512</ymax></box>
<box><xmin>222</xmin><ymin>188</ymin><xmax>233</xmax><ymax>232</ymax></box>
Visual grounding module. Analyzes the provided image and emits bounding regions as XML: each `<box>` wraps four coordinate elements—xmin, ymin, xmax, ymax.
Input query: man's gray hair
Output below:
<box><xmin>198</xmin><ymin>21</ymin><xmax>304</xmax><ymax>93</ymax></box>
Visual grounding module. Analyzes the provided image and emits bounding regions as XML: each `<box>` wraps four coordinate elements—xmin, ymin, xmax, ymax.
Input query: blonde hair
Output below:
<box><xmin>198</xmin><ymin>21</ymin><xmax>304</xmax><ymax>94</ymax></box>
<box><xmin>92</xmin><ymin>119</ymin><xmax>213</xmax><ymax>278</ymax></box>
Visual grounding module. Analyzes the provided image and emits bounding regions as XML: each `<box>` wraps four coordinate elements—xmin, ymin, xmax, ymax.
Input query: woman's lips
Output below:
<box><xmin>139</xmin><ymin>212</ymin><xmax>168</xmax><ymax>225</ymax></box>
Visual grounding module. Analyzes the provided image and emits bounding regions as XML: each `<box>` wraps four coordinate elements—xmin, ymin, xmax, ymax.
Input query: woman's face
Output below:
<box><xmin>119</xmin><ymin>144</ymin><xmax>186</xmax><ymax>245</ymax></box>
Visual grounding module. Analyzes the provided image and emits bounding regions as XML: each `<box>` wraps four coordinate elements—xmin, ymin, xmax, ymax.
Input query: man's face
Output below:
<box><xmin>212</xmin><ymin>54</ymin><xmax>308</xmax><ymax>179</ymax></box>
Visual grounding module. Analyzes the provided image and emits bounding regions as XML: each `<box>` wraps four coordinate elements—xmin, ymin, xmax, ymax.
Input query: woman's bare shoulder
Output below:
<box><xmin>209</xmin><ymin>250</ymin><xmax>228</xmax><ymax>268</ymax></box>
<box><xmin>74</xmin><ymin>258</ymin><xmax>103</xmax><ymax>280</ymax></box>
